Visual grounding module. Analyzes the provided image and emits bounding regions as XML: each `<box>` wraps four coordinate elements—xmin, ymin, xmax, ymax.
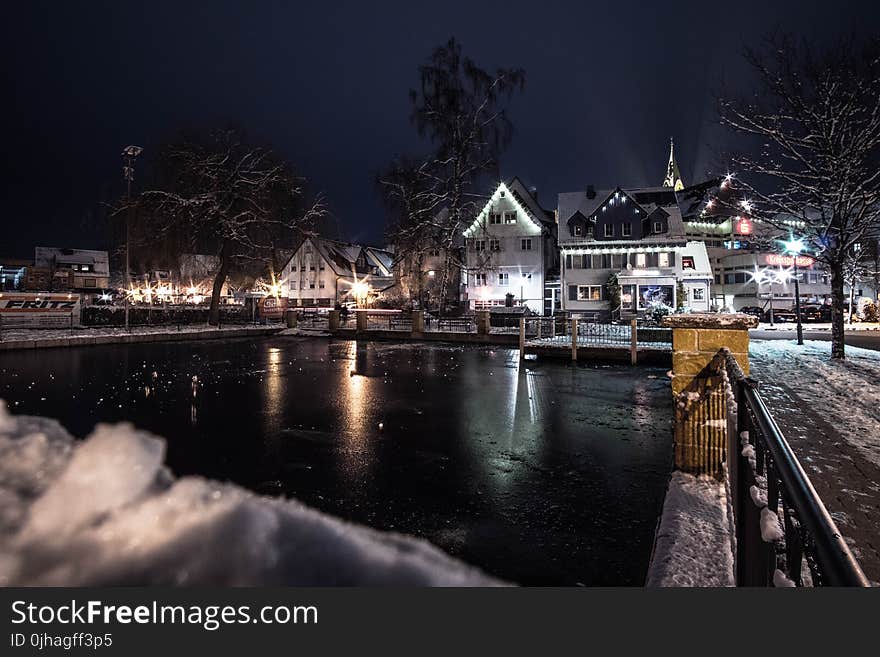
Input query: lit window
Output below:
<box><xmin>504</xmin><ymin>212</ymin><xmax>517</xmax><ymax>224</ymax></box>
<box><xmin>635</xmin><ymin>253</ymin><xmax>646</xmax><ymax>267</ymax></box>
<box><xmin>574</xmin><ymin>225</ymin><xmax>583</xmax><ymax>237</ymax></box>
<box><xmin>577</xmin><ymin>285</ymin><xmax>603</xmax><ymax>301</ymax></box>
<box><xmin>658</xmin><ymin>252</ymin><xmax>670</xmax><ymax>267</ymax></box>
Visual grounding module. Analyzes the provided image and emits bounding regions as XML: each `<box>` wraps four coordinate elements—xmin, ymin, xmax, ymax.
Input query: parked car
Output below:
<box><xmin>764</xmin><ymin>307</ymin><xmax>797</xmax><ymax>323</ymax></box>
<box><xmin>798</xmin><ymin>304</ymin><xmax>831</xmax><ymax>322</ymax></box>
<box><xmin>739</xmin><ymin>306</ymin><xmax>765</xmax><ymax>320</ymax></box>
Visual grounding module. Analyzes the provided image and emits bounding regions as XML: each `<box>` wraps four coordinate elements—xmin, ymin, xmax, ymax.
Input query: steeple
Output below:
<box><xmin>662</xmin><ymin>137</ymin><xmax>684</xmax><ymax>191</ymax></box>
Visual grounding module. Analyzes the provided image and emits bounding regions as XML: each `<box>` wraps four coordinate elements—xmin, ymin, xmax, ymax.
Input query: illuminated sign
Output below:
<box><xmin>766</xmin><ymin>254</ymin><xmax>813</xmax><ymax>267</ymax></box>
<box><xmin>736</xmin><ymin>217</ymin><xmax>752</xmax><ymax>235</ymax></box>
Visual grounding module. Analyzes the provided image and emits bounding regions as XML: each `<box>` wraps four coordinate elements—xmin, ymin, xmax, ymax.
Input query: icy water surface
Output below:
<box><xmin>1</xmin><ymin>337</ymin><xmax>673</xmax><ymax>585</ymax></box>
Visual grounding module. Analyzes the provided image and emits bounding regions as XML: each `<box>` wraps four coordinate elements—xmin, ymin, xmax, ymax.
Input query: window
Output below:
<box><xmin>489</xmin><ymin>239</ymin><xmax>501</xmax><ymax>251</ymax></box>
<box><xmin>521</xmin><ymin>238</ymin><xmax>532</xmax><ymax>251</ymax></box>
<box><xmin>300</xmin><ymin>265</ymin><xmax>306</xmax><ymax>272</ymax></box>
<box><xmin>319</xmin><ymin>280</ymin><xmax>325</xmax><ymax>289</ymax></box>
<box><xmin>84</xmin><ymin>278</ymin><xmax>97</xmax><ymax>288</ymax></box>
<box><xmin>604</xmin><ymin>224</ymin><xmax>613</xmax><ymax>237</ymax></box>
<box><xmin>489</xmin><ymin>213</ymin><xmax>502</xmax><ymax>225</ymax></box>
<box><xmin>601</xmin><ymin>254</ymin><xmax>611</xmax><ymax>268</ymax></box>
<box><xmin>681</xmin><ymin>256</ymin><xmax>695</xmax><ymax>270</ymax></box>
<box><xmin>692</xmin><ymin>287</ymin><xmax>705</xmax><ymax>301</ymax></box>
<box><xmin>622</xmin><ymin>223</ymin><xmax>632</xmax><ymax>237</ymax></box>
<box><xmin>319</xmin><ymin>262</ymin><xmax>325</xmax><ymax>271</ymax></box>
<box><xmin>577</xmin><ymin>285</ymin><xmax>603</xmax><ymax>301</ymax></box>
<box><xmin>573</xmin><ymin>224</ymin><xmax>583</xmax><ymax>237</ymax></box>
<box><xmin>474</xmin><ymin>272</ymin><xmax>487</xmax><ymax>286</ymax></box>
<box><xmin>635</xmin><ymin>253</ymin><xmax>646</xmax><ymax>268</ymax></box>
<box><xmin>523</xmin><ymin>273</ymin><xmax>532</xmax><ymax>281</ymax></box>
<box><xmin>309</xmin><ymin>282</ymin><xmax>316</xmax><ymax>289</ymax></box>
<box><xmin>305</xmin><ymin>245</ymin><xmax>312</xmax><ymax>254</ymax></box>
<box><xmin>310</xmin><ymin>264</ymin><xmax>315</xmax><ymax>271</ymax></box>
<box><xmin>504</xmin><ymin>212</ymin><xmax>517</xmax><ymax>224</ymax></box>
<box><xmin>498</xmin><ymin>272</ymin><xmax>509</xmax><ymax>286</ymax></box>
<box><xmin>475</xmin><ymin>240</ymin><xmax>486</xmax><ymax>252</ymax></box>
<box><xmin>658</xmin><ymin>252</ymin><xmax>670</xmax><ymax>267</ymax></box>
<box><xmin>289</xmin><ymin>280</ymin><xmax>296</xmax><ymax>289</ymax></box>
<box><xmin>653</xmin><ymin>221</ymin><xmax>663</xmax><ymax>234</ymax></box>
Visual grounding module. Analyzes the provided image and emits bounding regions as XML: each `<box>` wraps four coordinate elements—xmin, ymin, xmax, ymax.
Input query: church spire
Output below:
<box><xmin>662</xmin><ymin>136</ymin><xmax>684</xmax><ymax>191</ymax></box>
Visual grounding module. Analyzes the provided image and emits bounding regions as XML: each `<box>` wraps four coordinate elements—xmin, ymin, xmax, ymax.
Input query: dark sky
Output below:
<box><xmin>2</xmin><ymin>0</ymin><xmax>877</xmax><ymax>258</ymax></box>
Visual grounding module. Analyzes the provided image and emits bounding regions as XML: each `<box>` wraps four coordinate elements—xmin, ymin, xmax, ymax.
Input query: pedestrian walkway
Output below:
<box><xmin>750</xmin><ymin>343</ymin><xmax>880</xmax><ymax>585</ymax></box>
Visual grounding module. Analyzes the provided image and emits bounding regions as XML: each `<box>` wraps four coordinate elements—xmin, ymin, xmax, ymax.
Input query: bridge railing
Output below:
<box><xmin>722</xmin><ymin>349</ymin><xmax>869</xmax><ymax>587</ymax></box>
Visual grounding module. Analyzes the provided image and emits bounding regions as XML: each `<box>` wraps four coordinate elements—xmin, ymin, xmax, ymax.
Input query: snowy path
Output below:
<box><xmin>749</xmin><ymin>340</ymin><xmax>880</xmax><ymax>585</ymax></box>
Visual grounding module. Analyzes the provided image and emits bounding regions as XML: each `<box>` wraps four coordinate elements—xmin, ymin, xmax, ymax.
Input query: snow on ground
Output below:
<box><xmin>0</xmin><ymin>400</ymin><xmax>501</xmax><ymax>586</ymax></box>
<box><xmin>754</xmin><ymin>322</ymin><xmax>880</xmax><ymax>331</ymax></box>
<box><xmin>0</xmin><ymin>324</ymin><xmax>277</xmax><ymax>344</ymax></box>
<box><xmin>646</xmin><ymin>471</ymin><xmax>735</xmax><ymax>587</ymax></box>
<box><xmin>749</xmin><ymin>340</ymin><xmax>880</xmax><ymax>469</ymax></box>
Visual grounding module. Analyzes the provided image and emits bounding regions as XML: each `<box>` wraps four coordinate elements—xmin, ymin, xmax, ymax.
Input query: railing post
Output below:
<box><xmin>519</xmin><ymin>317</ymin><xmax>525</xmax><ymax>359</ymax></box>
<box><xmin>411</xmin><ymin>310</ymin><xmax>424</xmax><ymax>336</ymax></box>
<box><xmin>356</xmin><ymin>310</ymin><xmax>367</xmax><ymax>333</ymax></box>
<box><xmin>630</xmin><ymin>318</ymin><xmax>637</xmax><ymax>365</ymax></box>
<box><xmin>328</xmin><ymin>309</ymin><xmax>340</xmax><ymax>331</ymax></box>
<box><xmin>476</xmin><ymin>310</ymin><xmax>490</xmax><ymax>335</ymax></box>
<box><xmin>570</xmin><ymin>317</ymin><xmax>577</xmax><ymax>362</ymax></box>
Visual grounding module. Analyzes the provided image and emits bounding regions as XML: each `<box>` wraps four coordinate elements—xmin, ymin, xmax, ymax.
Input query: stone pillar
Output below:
<box><xmin>411</xmin><ymin>310</ymin><xmax>424</xmax><ymax>335</ymax></box>
<box><xmin>476</xmin><ymin>310</ymin><xmax>490</xmax><ymax>335</ymax></box>
<box><xmin>328</xmin><ymin>310</ymin><xmax>340</xmax><ymax>331</ymax></box>
<box><xmin>518</xmin><ymin>317</ymin><xmax>526</xmax><ymax>358</ymax></box>
<box><xmin>285</xmin><ymin>309</ymin><xmax>298</xmax><ymax>328</ymax></box>
<box><xmin>356</xmin><ymin>310</ymin><xmax>367</xmax><ymax>333</ymax></box>
<box><xmin>661</xmin><ymin>313</ymin><xmax>758</xmax><ymax>477</ymax></box>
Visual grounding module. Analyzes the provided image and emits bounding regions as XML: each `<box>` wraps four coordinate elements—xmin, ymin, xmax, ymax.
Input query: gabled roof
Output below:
<box><xmin>283</xmin><ymin>237</ymin><xmax>394</xmax><ymax>280</ymax></box>
<box><xmin>463</xmin><ymin>178</ymin><xmax>553</xmax><ymax>237</ymax></box>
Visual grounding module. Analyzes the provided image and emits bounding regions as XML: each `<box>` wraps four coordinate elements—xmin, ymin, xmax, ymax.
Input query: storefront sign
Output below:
<box><xmin>0</xmin><ymin>292</ymin><xmax>82</xmax><ymax>327</ymax></box>
<box><xmin>766</xmin><ymin>254</ymin><xmax>813</xmax><ymax>267</ymax></box>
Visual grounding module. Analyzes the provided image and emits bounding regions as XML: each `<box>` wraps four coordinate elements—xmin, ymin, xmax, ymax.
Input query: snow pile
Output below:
<box><xmin>749</xmin><ymin>340</ymin><xmax>880</xmax><ymax>468</ymax></box>
<box><xmin>0</xmin><ymin>401</ymin><xmax>501</xmax><ymax>586</ymax></box>
<box><xmin>646</xmin><ymin>471</ymin><xmax>735</xmax><ymax>587</ymax></box>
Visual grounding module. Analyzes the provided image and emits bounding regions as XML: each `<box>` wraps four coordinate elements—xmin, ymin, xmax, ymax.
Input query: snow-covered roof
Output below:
<box><xmin>284</xmin><ymin>237</ymin><xmax>394</xmax><ymax>282</ymax></box>
<box><xmin>463</xmin><ymin>178</ymin><xmax>554</xmax><ymax>237</ymax></box>
<box><xmin>557</xmin><ymin>185</ymin><xmax>686</xmax><ymax>238</ymax></box>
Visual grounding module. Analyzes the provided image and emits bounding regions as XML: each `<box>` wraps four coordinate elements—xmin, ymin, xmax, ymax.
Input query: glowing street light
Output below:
<box><xmin>351</xmin><ymin>280</ymin><xmax>370</xmax><ymax>307</ymax></box>
<box><xmin>783</xmin><ymin>236</ymin><xmax>806</xmax><ymax>345</ymax></box>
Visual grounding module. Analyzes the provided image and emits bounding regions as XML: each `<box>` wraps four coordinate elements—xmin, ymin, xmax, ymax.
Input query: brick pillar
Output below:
<box><xmin>661</xmin><ymin>313</ymin><xmax>757</xmax><ymax>477</ymax></box>
<box><xmin>476</xmin><ymin>310</ymin><xmax>490</xmax><ymax>335</ymax></box>
<box><xmin>411</xmin><ymin>310</ymin><xmax>424</xmax><ymax>335</ymax></box>
<box><xmin>328</xmin><ymin>310</ymin><xmax>340</xmax><ymax>331</ymax></box>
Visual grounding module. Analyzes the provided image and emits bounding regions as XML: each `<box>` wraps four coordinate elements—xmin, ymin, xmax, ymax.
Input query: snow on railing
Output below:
<box><xmin>720</xmin><ymin>350</ymin><xmax>869</xmax><ymax>587</ymax></box>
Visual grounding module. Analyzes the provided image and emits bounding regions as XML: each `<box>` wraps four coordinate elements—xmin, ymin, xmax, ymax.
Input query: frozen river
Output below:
<box><xmin>1</xmin><ymin>337</ymin><xmax>673</xmax><ymax>585</ymax></box>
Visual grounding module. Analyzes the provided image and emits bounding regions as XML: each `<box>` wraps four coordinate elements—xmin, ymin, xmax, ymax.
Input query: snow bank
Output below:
<box><xmin>749</xmin><ymin>340</ymin><xmax>880</xmax><ymax>468</ymax></box>
<box><xmin>0</xmin><ymin>401</ymin><xmax>501</xmax><ymax>586</ymax></box>
<box><xmin>646</xmin><ymin>471</ymin><xmax>735</xmax><ymax>587</ymax></box>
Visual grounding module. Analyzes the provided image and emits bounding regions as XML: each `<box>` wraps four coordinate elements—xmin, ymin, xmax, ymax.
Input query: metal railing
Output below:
<box><xmin>523</xmin><ymin>318</ymin><xmax>672</xmax><ymax>349</ymax></box>
<box><xmin>364</xmin><ymin>311</ymin><xmax>412</xmax><ymax>332</ymax></box>
<box><xmin>722</xmin><ymin>350</ymin><xmax>869</xmax><ymax>587</ymax></box>
<box><xmin>424</xmin><ymin>316</ymin><xmax>476</xmax><ymax>333</ymax></box>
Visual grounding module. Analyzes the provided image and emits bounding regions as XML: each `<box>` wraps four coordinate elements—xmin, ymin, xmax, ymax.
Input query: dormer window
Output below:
<box><xmin>604</xmin><ymin>224</ymin><xmax>613</xmax><ymax>237</ymax></box>
<box><xmin>622</xmin><ymin>223</ymin><xmax>632</xmax><ymax>237</ymax></box>
<box><xmin>573</xmin><ymin>225</ymin><xmax>582</xmax><ymax>237</ymax></box>
<box><xmin>653</xmin><ymin>221</ymin><xmax>663</xmax><ymax>233</ymax></box>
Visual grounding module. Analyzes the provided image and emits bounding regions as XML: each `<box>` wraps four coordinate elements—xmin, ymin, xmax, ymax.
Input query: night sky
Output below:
<box><xmin>2</xmin><ymin>0</ymin><xmax>876</xmax><ymax>258</ymax></box>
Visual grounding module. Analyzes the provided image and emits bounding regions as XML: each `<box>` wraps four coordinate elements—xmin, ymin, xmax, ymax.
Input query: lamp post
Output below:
<box><xmin>122</xmin><ymin>145</ymin><xmax>143</xmax><ymax>331</ymax></box>
<box><xmin>784</xmin><ymin>237</ymin><xmax>806</xmax><ymax>345</ymax></box>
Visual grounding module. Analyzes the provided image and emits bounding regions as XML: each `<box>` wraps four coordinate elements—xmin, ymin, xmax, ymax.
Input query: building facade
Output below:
<box><xmin>462</xmin><ymin>178</ymin><xmax>557</xmax><ymax>314</ymax></box>
<box><xmin>29</xmin><ymin>247</ymin><xmax>110</xmax><ymax>292</ymax></box>
<box><xmin>557</xmin><ymin>185</ymin><xmax>712</xmax><ymax>319</ymax></box>
<box><xmin>280</xmin><ymin>237</ymin><xmax>394</xmax><ymax>307</ymax></box>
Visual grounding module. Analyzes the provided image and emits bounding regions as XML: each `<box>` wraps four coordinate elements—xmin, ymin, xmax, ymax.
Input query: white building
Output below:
<box><xmin>556</xmin><ymin>184</ymin><xmax>712</xmax><ymax>319</ymax></box>
<box><xmin>280</xmin><ymin>237</ymin><xmax>394</xmax><ymax>307</ymax></box>
<box><xmin>462</xmin><ymin>178</ymin><xmax>557</xmax><ymax>314</ymax></box>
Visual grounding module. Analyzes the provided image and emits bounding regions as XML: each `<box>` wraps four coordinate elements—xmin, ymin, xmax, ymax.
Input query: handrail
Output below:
<box><xmin>723</xmin><ymin>349</ymin><xmax>869</xmax><ymax>587</ymax></box>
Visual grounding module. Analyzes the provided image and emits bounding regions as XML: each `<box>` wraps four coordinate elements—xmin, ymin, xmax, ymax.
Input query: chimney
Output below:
<box><xmin>586</xmin><ymin>185</ymin><xmax>596</xmax><ymax>199</ymax></box>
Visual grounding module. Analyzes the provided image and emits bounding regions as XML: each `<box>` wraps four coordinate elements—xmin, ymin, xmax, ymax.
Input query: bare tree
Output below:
<box><xmin>136</xmin><ymin>128</ymin><xmax>323</xmax><ymax>325</ymax></box>
<box><xmin>380</xmin><ymin>38</ymin><xmax>525</xmax><ymax>312</ymax></box>
<box><xmin>718</xmin><ymin>33</ymin><xmax>880</xmax><ymax>358</ymax></box>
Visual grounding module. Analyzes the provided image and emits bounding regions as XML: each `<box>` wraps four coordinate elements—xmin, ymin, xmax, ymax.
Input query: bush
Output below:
<box><xmin>82</xmin><ymin>305</ymin><xmax>253</xmax><ymax>327</ymax></box>
<box><xmin>863</xmin><ymin>300</ymin><xmax>879</xmax><ymax>323</ymax></box>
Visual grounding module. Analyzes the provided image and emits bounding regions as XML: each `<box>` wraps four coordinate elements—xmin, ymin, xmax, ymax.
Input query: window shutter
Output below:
<box><xmin>568</xmin><ymin>285</ymin><xmax>578</xmax><ymax>301</ymax></box>
<box><xmin>584</xmin><ymin>255</ymin><xmax>592</xmax><ymax>269</ymax></box>
<box><xmin>669</xmin><ymin>252</ymin><xmax>676</xmax><ymax>267</ymax></box>
<box><xmin>565</xmin><ymin>254</ymin><xmax>572</xmax><ymax>270</ymax></box>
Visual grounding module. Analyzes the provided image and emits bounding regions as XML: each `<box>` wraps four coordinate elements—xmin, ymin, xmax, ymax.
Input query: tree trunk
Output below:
<box><xmin>829</xmin><ymin>262</ymin><xmax>846</xmax><ymax>359</ymax></box>
<box><xmin>208</xmin><ymin>244</ymin><xmax>231</xmax><ymax>326</ymax></box>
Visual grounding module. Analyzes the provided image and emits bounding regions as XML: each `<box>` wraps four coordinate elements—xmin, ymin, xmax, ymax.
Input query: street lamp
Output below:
<box><xmin>783</xmin><ymin>236</ymin><xmax>806</xmax><ymax>345</ymax></box>
<box><xmin>122</xmin><ymin>145</ymin><xmax>143</xmax><ymax>330</ymax></box>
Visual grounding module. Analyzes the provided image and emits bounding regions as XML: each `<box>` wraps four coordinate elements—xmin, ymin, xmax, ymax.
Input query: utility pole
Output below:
<box><xmin>122</xmin><ymin>145</ymin><xmax>143</xmax><ymax>331</ymax></box>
